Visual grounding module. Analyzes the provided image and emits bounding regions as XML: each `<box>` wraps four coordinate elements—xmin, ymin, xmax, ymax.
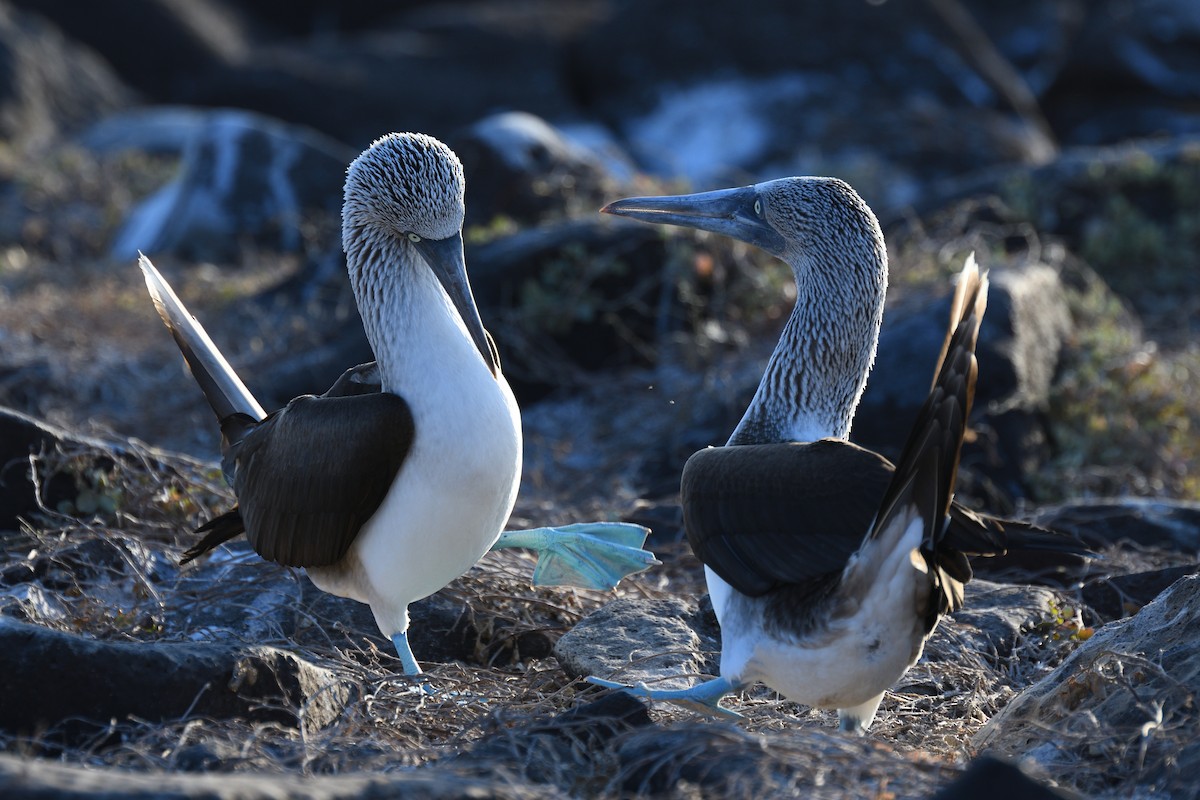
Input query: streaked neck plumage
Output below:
<box><xmin>729</xmin><ymin>239</ymin><xmax>887</xmax><ymax>446</ymax></box>
<box><xmin>344</xmin><ymin>228</ymin><xmax>484</xmax><ymax>393</ymax></box>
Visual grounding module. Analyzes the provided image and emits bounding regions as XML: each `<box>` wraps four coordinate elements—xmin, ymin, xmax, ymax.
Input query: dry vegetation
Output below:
<box><xmin>2</xmin><ymin>146</ymin><xmax>1197</xmax><ymax>798</ymax></box>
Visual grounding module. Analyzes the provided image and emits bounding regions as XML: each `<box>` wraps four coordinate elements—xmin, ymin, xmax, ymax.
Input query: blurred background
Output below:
<box><xmin>0</xmin><ymin>0</ymin><xmax>1198</xmax><ymax>512</ymax></box>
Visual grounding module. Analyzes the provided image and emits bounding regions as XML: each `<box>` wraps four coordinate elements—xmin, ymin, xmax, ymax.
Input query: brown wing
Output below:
<box><xmin>189</xmin><ymin>391</ymin><xmax>414</xmax><ymax>568</ymax></box>
<box><xmin>681</xmin><ymin>439</ymin><xmax>896</xmax><ymax>597</ymax></box>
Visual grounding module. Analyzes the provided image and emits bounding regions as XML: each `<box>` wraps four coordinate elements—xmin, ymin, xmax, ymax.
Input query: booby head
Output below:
<box><xmin>605</xmin><ymin>177</ymin><xmax>887</xmax><ymax>445</ymax></box>
<box><xmin>601</xmin><ymin>177</ymin><xmax>885</xmax><ymax>278</ymax></box>
<box><xmin>343</xmin><ymin>132</ymin><xmax>498</xmax><ymax>375</ymax></box>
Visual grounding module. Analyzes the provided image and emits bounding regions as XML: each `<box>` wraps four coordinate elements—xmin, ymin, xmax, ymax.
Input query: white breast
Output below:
<box><xmin>308</xmin><ymin>265</ymin><xmax>522</xmax><ymax>638</ymax></box>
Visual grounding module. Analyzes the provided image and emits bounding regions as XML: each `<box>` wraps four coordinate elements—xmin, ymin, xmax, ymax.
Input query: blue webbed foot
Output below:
<box><xmin>586</xmin><ymin>675</ymin><xmax>743</xmax><ymax>719</ymax></box>
<box><xmin>492</xmin><ymin>522</ymin><xmax>660</xmax><ymax>590</ymax></box>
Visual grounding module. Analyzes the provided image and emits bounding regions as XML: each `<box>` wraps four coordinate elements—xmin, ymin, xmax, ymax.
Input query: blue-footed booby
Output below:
<box><xmin>587</xmin><ymin>179</ymin><xmax>1087</xmax><ymax>733</ymax></box>
<box><xmin>141</xmin><ymin>132</ymin><xmax>657</xmax><ymax>676</ymax></box>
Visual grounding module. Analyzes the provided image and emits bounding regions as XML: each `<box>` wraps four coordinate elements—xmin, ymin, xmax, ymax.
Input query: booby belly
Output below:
<box><xmin>142</xmin><ymin>132</ymin><xmax>658</xmax><ymax>675</ymax></box>
<box><xmin>588</xmin><ymin>179</ymin><xmax>1087</xmax><ymax>732</ymax></box>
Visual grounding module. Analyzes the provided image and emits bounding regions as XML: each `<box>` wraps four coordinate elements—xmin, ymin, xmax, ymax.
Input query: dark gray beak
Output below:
<box><xmin>601</xmin><ymin>186</ymin><xmax>787</xmax><ymax>257</ymax></box>
<box><xmin>411</xmin><ymin>232</ymin><xmax>499</xmax><ymax>376</ymax></box>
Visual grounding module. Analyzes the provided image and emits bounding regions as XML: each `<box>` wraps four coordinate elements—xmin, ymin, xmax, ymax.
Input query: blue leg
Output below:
<box><xmin>390</xmin><ymin>631</ymin><xmax>423</xmax><ymax>676</ymax></box>
<box><xmin>587</xmin><ymin>675</ymin><xmax>743</xmax><ymax>719</ymax></box>
<box><xmin>492</xmin><ymin>523</ymin><xmax>660</xmax><ymax>590</ymax></box>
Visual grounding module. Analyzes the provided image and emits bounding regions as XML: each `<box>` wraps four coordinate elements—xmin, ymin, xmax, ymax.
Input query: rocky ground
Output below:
<box><xmin>1</xmin><ymin>1</ymin><xmax>1200</xmax><ymax>798</ymax></box>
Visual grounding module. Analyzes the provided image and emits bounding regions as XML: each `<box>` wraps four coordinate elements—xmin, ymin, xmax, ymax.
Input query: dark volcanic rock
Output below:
<box><xmin>1081</xmin><ymin>563</ymin><xmax>1200</xmax><ymax>623</ymax></box>
<box><xmin>923</xmin><ymin>580</ymin><xmax>1076</xmax><ymax>667</ymax></box>
<box><xmin>0</xmin><ymin>751</ymin><xmax>558</xmax><ymax>799</ymax></box>
<box><xmin>931</xmin><ymin>754</ymin><xmax>1075</xmax><ymax>800</ymax></box>
<box><xmin>0</xmin><ymin>2</ymin><xmax>133</xmax><ymax>156</ymax></box>
<box><xmin>0</xmin><ymin>617</ymin><xmax>351</xmax><ymax>745</ymax></box>
<box><xmin>856</xmin><ymin>262</ymin><xmax>1072</xmax><ymax>504</ymax></box>
<box><xmin>176</xmin><ymin>6</ymin><xmax>579</xmax><ymax>149</ymax></box>
<box><xmin>975</xmin><ymin>574</ymin><xmax>1200</xmax><ymax>797</ymax></box>
<box><xmin>10</xmin><ymin>0</ymin><xmax>246</xmax><ymax>99</ymax></box>
<box><xmin>468</xmin><ymin>219</ymin><xmax>668</xmax><ymax>401</ymax></box>
<box><xmin>0</xmin><ymin>407</ymin><xmax>115</xmax><ymax>534</ymax></box>
<box><xmin>451</xmin><ymin>111</ymin><xmax>618</xmax><ymax>228</ymax></box>
<box><xmin>91</xmin><ymin>107</ymin><xmax>355</xmax><ymax>262</ymax></box>
<box><xmin>454</xmin><ymin>692</ymin><xmax>653</xmax><ymax>789</ymax></box>
<box><xmin>1031</xmin><ymin>498</ymin><xmax>1200</xmax><ymax>553</ymax></box>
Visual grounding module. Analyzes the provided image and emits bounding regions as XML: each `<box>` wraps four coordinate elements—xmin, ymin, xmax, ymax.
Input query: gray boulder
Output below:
<box><xmin>554</xmin><ymin>596</ymin><xmax>719</xmax><ymax>689</ymax></box>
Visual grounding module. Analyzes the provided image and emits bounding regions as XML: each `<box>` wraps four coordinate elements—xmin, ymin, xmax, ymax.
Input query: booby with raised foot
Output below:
<box><xmin>588</xmin><ymin>179</ymin><xmax>1087</xmax><ymax>732</ymax></box>
<box><xmin>141</xmin><ymin>132</ymin><xmax>657</xmax><ymax>676</ymax></box>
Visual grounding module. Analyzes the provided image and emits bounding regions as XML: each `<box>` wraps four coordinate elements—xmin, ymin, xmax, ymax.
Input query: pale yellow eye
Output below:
<box><xmin>753</xmin><ymin>199</ymin><xmax>763</xmax><ymax>217</ymax></box>
<box><xmin>408</xmin><ymin>233</ymin><xmax>422</xmax><ymax>242</ymax></box>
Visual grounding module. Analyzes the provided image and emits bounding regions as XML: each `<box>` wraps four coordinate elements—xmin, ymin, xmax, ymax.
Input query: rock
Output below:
<box><xmin>613</xmin><ymin>722</ymin><xmax>957</xmax><ymax>797</ymax></box>
<box><xmin>294</xmin><ymin>580</ymin><xmax>480</xmax><ymax>668</ymax></box>
<box><xmin>856</xmin><ymin>262</ymin><xmax>1072</xmax><ymax>504</ymax></box>
<box><xmin>1030</xmin><ymin>498</ymin><xmax>1200</xmax><ymax>553</ymax></box>
<box><xmin>467</xmin><ymin>219</ymin><xmax>667</xmax><ymax>401</ymax></box>
<box><xmin>93</xmin><ymin>107</ymin><xmax>354</xmax><ymax>262</ymax></box>
<box><xmin>10</xmin><ymin>0</ymin><xmax>246</xmax><ymax>99</ymax></box>
<box><xmin>175</xmin><ymin>5</ymin><xmax>578</xmax><ymax>149</ymax></box>
<box><xmin>0</xmin><ymin>2</ymin><xmax>133</xmax><ymax>157</ymax></box>
<box><xmin>0</xmin><ymin>751</ymin><xmax>558</xmax><ymax>799</ymax></box>
<box><xmin>1081</xmin><ymin>564</ymin><xmax>1200</xmax><ymax>623</ymax></box>
<box><xmin>974</xmin><ymin>574</ymin><xmax>1200</xmax><ymax>797</ymax></box>
<box><xmin>931</xmin><ymin>754</ymin><xmax>1075</xmax><ymax>800</ymax></box>
<box><xmin>619</xmin><ymin>75</ymin><xmax>1053</xmax><ymax>203</ymax></box>
<box><xmin>1043</xmin><ymin>0</ymin><xmax>1200</xmax><ymax>145</ymax></box>
<box><xmin>0</xmin><ymin>617</ymin><xmax>351</xmax><ymax>745</ymax></box>
<box><xmin>454</xmin><ymin>692</ymin><xmax>653</xmax><ymax>788</ymax></box>
<box><xmin>554</xmin><ymin>596</ymin><xmax>719</xmax><ymax>688</ymax></box>
<box><xmin>924</xmin><ymin>580</ymin><xmax>1079</xmax><ymax>668</ymax></box>
<box><xmin>451</xmin><ymin>112</ymin><xmax>617</xmax><ymax>227</ymax></box>
<box><xmin>937</xmin><ymin>137</ymin><xmax>1200</xmax><ymax>326</ymax></box>
<box><xmin>0</xmin><ymin>407</ymin><xmax>118</xmax><ymax>534</ymax></box>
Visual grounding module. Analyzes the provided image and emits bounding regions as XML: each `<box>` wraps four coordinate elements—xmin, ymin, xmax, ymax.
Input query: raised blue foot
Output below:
<box><xmin>586</xmin><ymin>675</ymin><xmax>743</xmax><ymax>719</ymax></box>
<box><xmin>492</xmin><ymin>523</ymin><xmax>659</xmax><ymax>590</ymax></box>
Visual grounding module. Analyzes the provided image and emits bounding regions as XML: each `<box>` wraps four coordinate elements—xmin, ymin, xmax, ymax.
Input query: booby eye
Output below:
<box><xmin>407</xmin><ymin>233</ymin><xmax>422</xmax><ymax>243</ymax></box>
<box><xmin>753</xmin><ymin>198</ymin><xmax>763</xmax><ymax>217</ymax></box>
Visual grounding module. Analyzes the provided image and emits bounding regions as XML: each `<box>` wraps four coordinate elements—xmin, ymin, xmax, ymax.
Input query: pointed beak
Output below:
<box><xmin>601</xmin><ymin>186</ymin><xmax>787</xmax><ymax>257</ymax></box>
<box><xmin>411</xmin><ymin>232</ymin><xmax>499</xmax><ymax>376</ymax></box>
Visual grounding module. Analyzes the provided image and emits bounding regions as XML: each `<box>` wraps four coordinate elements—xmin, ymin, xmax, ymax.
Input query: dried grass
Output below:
<box><xmin>0</xmin><ymin>435</ymin><xmax>1005</xmax><ymax>798</ymax></box>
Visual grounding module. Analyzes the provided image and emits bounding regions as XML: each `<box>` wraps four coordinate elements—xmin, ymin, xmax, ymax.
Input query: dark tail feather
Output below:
<box><xmin>180</xmin><ymin>508</ymin><xmax>246</xmax><ymax>564</ymax></box>
<box><xmin>946</xmin><ymin>505</ymin><xmax>1091</xmax><ymax>556</ymax></box>
<box><xmin>868</xmin><ymin>255</ymin><xmax>989</xmax><ymax>624</ymax></box>
<box><xmin>139</xmin><ymin>253</ymin><xmax>266</xmax><ymax>424</ymax></box>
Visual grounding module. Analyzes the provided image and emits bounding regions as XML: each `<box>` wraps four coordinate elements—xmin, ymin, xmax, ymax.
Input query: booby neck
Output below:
<box><xmin>344</xmin><ymin>228</ymin><xmax>494</xmax><ymax>394</ymax></box>
<box><xmin>729</xmin><ymin>247</ymin><xmax>888</xmax><ymax>446</ymax></box>
<box><xmin>597</xmin><ymin>176</ymin><xmax>888</xmax><ymax>448</ymax></box>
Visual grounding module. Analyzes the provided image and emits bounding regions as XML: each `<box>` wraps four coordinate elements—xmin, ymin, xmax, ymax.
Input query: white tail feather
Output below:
<box><xmin>139</xmin><ymin>253</ymin><xmax>267</xmax><ymax>422</ymax></box>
